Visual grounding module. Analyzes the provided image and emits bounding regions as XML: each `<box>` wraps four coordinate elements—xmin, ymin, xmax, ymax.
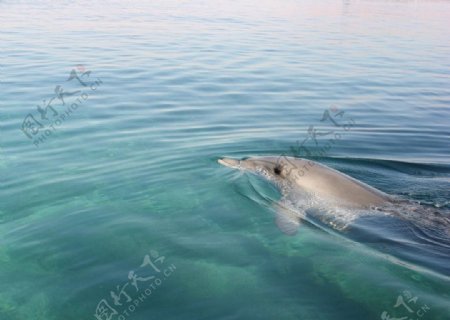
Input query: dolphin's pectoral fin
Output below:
<box><xmin>273</xmin><ymin>203</ymin><xmax>303</xmax><ymax>236</ymax></box>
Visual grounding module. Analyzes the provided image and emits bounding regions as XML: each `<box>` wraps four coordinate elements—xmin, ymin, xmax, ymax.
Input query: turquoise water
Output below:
<box><xmin>1</xmin><ymin>0</ymin><xmax>450</xmax><ymax>319</ymax></box>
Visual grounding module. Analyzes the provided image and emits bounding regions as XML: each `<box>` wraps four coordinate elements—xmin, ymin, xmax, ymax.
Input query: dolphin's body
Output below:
<box><xmin>219</xmin><ymin>156</ymin><xmax>450</xmax><ymax>276</ymax></box>
<box><xmin>218</xmin><ymin>156</ymin><xmax>393</xmax><ymax>234</ymax></box>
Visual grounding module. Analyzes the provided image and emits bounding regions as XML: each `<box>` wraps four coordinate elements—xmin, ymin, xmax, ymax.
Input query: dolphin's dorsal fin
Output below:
<box><xmin>274</xmin><ymin>204</ymin><xmax>303</xmax><ymax>236</ymax></box>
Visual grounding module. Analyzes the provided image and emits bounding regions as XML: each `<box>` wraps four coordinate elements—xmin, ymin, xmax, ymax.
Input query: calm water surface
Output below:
<box><xmin>1</xmin><ymin>1</ymin><xmax>449</xmax><ymax>319</ymax></box>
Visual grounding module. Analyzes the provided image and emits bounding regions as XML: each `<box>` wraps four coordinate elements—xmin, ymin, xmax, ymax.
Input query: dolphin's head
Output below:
<box><xmin>218</xmin><ymin>156</ymin><xmax>300</xmax><ymax>184</ymax></box>
<box><xmin>218</xmin><ymin>156</ymin><xmax>309</xmax><ymax>236</ymax></box>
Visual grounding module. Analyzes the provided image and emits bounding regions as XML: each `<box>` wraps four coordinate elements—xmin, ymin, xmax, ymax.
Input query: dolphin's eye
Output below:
<box><xmin>274</xmin><ymin>166</ymin><xmax>281</xmax><ymax>175</ymax></box>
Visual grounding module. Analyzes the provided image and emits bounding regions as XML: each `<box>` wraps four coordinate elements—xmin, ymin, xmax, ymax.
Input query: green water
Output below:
<box><xmin>0</xmin><ymin>1</ymin><xmax>449</xmax><ymax>319</ymax></box>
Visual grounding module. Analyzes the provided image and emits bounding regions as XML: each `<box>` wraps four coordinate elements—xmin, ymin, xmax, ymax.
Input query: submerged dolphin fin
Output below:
<box><xmin>273</xmin><ymin>202</ymin><xmax>303</xmax><ymax>236</ymax></box>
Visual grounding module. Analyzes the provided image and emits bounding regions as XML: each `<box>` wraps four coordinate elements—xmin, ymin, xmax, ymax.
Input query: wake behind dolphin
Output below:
<box><xmin>218</xmin><ymin>155</ymin><xmax>450</xmax><ymax>275</ymax></box>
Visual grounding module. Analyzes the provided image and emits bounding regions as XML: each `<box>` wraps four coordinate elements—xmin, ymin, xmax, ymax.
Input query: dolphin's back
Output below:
<box><xmin>286</xmin><ymin>158</ymin><xmax>391</xmax><ymax>208</ymax></box>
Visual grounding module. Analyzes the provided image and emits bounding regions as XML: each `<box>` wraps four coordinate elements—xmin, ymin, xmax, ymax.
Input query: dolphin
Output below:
<box><xmin>218</xmin><ymin>155</ymin><xmax>450</xmax><ymax>276</ymax></box>
<box><xmin>218</xmin><ymin>156</ymin><xmax>394</xmax><ymax>235</ymax></box>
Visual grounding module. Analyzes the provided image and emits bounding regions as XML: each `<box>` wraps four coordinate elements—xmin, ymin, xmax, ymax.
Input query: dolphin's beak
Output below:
<box><xmin>218</xmin><ymin>157</ymin><xmax>241</xmax><ymax>169</ymax></box>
